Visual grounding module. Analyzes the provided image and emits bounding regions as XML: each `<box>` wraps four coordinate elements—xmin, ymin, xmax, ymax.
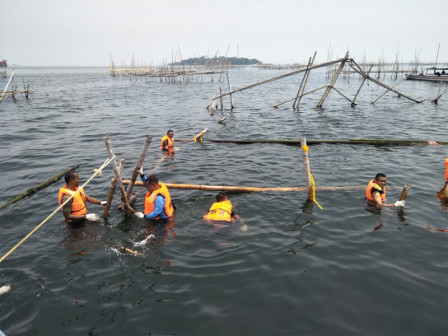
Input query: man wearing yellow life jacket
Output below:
<box><xmin>365</xmin><ymin>173</ymin><xmax>405</xmax><ymax>208</ymax></box>
<box><xmin>204</xmin><ymin>192</ymin><xmax>236</xmax><ymax>222</ymax></box>
<box><xmin>135</xmin><ymin>169</ymin><xmax>175</xmax><ymax>220</ymax></box>
<box><xmin>160</xmin><ymin>130</ymin><xmax>174</xmax><ymax>152</ymax></box>
<box><xmin>58</xmin><ymin>171</ymin><xmax>106</xmax><ymax>223</ymax></box>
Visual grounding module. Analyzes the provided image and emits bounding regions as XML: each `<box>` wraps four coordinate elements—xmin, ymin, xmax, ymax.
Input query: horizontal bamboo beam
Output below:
<box><xmin>122</xmin><ymin>180</ymin><xmax>401</xmax><ymax>193</ymax></box>
<box><xmin>174</xmin><ymin>139</ymin><xmax>448</xmax><ymax>146</ymax></box>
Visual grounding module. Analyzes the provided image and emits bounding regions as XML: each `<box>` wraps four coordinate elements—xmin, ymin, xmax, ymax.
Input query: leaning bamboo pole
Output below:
<box><xmin>352</xmin><ymin>65</ymin><xmax>373</xmax><ymax>106</ymax></box>
<box><xmin>371</xmin><ymin>76</ymin><xmax>407</xmax><ymax>104</ymax></box>
<box><xmin>122</xmin><ymin>180</ymin><xmax>402</xmax><ymax>193</ymax></box>
<box><xmin>294</xmin><ymin>52</ymin><xmax>316</xmax><ymax>109</ymax></box>
<box><xmin>349</xmin><ymin>60</ymin><xmax>425</xmax><ymax>103</ymax></box>
<box><xmin>125</xmin><ymin>135</ymin><xmax>152</xmax><ymax>198</ymax></box>
<box><xmin>207</xmin><ymin>58</ymin><xmax>345</xmax><ymax>106</ymax></box>
<box><xmin>0</xmin><ymin>165</ymin><xmax>79</xmax><ymax>210</ymax></box>
<box><xmin>0</xmin><ymin>70</ymin><xmax>15</xmax><ymax>102</ymax></box>
<box><xmin>316</xmin><ymin>51</ymin><xmax>350</xmax><ymax>107</ymax></box>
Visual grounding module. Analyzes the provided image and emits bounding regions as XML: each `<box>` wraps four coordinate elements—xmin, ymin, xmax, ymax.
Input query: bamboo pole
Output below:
<box><xmin>174</xmin><ymin>138</ymin><xmax>448</xmax><ymax>146</ymax></box>
<box><xmin>105</xmin><ymin>138</ymin><xmax>134</xmax><ymax>213</ymax></box>
<box><xmin>317</xmin><ymin>51</ymin><xmax>350</xmax><ymax>107</ymax></box>
<box><xmin>300</xmin><ymin>137</ymin><xmax>313</xmax><ymax>200</ymax></box>
<box><xmin>352</xmin><ymin>65</ymin><xmax>373</xmax><ymax>106</ymax></box>
<box><xmin>208</xmin><ymin>58</ymin><xmax>345</xmax><ymax>104</ymax></box>
<box><xmin>294</xmin><ymin>52</ymin><xmax>316</xmax><ymax>109</ymax></box>
<box><xmin>125</xmin><ymin>135</ymin><xmax>152</xmax><ymax>198</ymax></box>
<box><xmin>371</xmin><ymin>76</ymin><xmax>407</xmax><ymax>104</ymax></box>
<box><xmin>0</xmin><ymin>165</ymin><xmax>80</xmax><ymax>210</ymax></box>
<box><xmin>349</xmin><ymin>60</ymin><xmax>425</xmax><ymax>103</ymax></box>
<box><xmin>102</xmin><ymin>158</ymin><xmax>126</xmax><ymax>219</ymax></box>
<box><xmin>122</xmin><ymin>180</ymin><xmax>376</xmax><ymax>192</ymax></box>
<box><xmin>0</xmin><ymin>70</ymin><xmax>14</xmax><ymax>102</ymax></box>
<box><xmin>399</xmin><ymin>184</ymin><xmax>411</xmax><ymax>201</ymax></box>
<box><xmin>226</xmin><ymin>71</ymin><xmax>234</xmax><ymax>109</ymax></box>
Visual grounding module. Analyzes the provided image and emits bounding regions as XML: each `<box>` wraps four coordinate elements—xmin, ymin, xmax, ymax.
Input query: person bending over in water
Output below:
<box><xmin>135</xmin><ymin>168</ymin><xmax>175</xmax><ymax>220</ymax></box>
<box><xmin>203</xmin><ymin>192</ymin><xmax>246</xmax><ymax>230</ymax></box>
<box><xmin>365</xmin><ymin>173</ymin><xmax>405</xmax><ymax>208</ymax></box>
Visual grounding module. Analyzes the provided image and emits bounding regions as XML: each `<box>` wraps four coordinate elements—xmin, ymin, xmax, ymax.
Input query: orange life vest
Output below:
<box><xmin>365</xmin><ymin>180</ymin><xmax>386</xmax><ymax>203</ymax></box>
<box><xmin>58</xmin><ymin>186</ymin><xmax>87</xmax><ymax>216</ymax></box>
<box><xmin>445</xmin><ymin>158</ymin><xmax>448</xmax><ymax>182</ymax></box>
<box><xmin>144</xmin><ymin>182</ymin><xmax>174</xmax><ymax>219</ymax></box>
<box><xmin>203</xmin><ymin>200</ymin><xmax>234</xmax><ymax>222</ymax></box>
<box><xmin>160</xmin><ymin>135</ymin><xmax>174</xmax><ymax>150</ymax></box>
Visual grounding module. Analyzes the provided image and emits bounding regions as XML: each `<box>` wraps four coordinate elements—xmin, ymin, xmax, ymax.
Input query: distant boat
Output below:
<box><xmin>406</xmin><ymin>66</ymin><xmax>448</xmax><ymax>82</ymax></box>
<box><xmin>0</xmin><ymin>60</ymin><xmax>6</xmax><ymax>67</ymax></box>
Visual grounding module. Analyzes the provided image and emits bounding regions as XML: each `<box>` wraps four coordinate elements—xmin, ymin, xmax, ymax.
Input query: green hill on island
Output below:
<box><xmin>171</xmin><ymin>56</ymin><xmax>261</xmax><ymax>66</ymax></box>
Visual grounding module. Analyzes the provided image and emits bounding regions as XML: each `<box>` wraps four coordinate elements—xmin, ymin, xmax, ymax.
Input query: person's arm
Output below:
<box><xmin>144</xmin><ymin>195</ymin><xmax>165</xmax><ymax>219</ymax></box>
<box><xmin>372</xmin><ymin>191</ymin><xmax>404</xmax><ymax>207</ymax></box>
<box><xmin>162</xmin><ymin>140</ymin><xmax>169</xmax><ymax>150</ymax></box>
<box><xmin>61</xmin><ymin>194</ymin><xmax>93</xmax><ymax>221</ymax></box>
<box><xmin>85</xmin><ymin>193</ymin><xmax>102</xmax><ymax>205</ymax></box>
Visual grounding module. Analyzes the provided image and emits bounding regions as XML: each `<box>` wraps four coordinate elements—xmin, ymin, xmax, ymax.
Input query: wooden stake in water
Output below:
<box><xmin>399</xmin><ymin>184</ymin><xmax>411</xmax><ymax>201</ymax></box>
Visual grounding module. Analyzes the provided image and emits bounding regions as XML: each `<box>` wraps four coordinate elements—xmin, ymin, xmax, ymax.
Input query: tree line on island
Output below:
<box><xmin>170</xmin><ymin>56</ymin><xmax>262</xmax><ymax>66</ymax></box>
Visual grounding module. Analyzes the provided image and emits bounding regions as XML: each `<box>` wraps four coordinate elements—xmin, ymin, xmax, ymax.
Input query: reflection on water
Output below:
<box><xmin>0</xmin><ymin>67</ymin><xmax>447</xmax><ymax>335</ymax></box>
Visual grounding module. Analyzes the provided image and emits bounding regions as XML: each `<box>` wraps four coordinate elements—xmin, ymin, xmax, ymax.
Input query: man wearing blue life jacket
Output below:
<box><xmin>135</xmin><ymin>168</ymin><xmax>175</xmax><ymax>220</ymax></box>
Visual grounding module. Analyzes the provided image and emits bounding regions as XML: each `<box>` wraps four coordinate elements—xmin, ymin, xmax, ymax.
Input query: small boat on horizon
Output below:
<box><xmin>406</xmin><ymin>66</ymin><xmax>448</xmax><ymax>82</ymax></box>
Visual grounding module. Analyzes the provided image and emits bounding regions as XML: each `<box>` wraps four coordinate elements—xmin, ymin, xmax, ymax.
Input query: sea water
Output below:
<box><xmin>0</xmin><ymin>66</ymin><xmax>447</xmax><ymax>335</ymax></box>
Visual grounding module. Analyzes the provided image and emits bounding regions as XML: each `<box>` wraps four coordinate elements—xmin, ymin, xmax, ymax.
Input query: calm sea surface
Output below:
<box><xmin>0</xmin><ymin>65</ymin><xmax>447</xmax><ymax>336</ymax></box>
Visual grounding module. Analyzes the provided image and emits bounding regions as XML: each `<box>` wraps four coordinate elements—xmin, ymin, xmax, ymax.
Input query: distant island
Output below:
<box><xmin>170</xmin><ymin>56</ymin><xmax>262</xmax><ymax>66</ymax></box>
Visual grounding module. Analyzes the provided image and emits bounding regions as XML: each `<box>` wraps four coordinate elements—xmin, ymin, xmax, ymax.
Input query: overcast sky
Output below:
<box><xmin>1</xmin><ymin>0</ymin><xmax>447</xmax><ymax>66</ymax></box>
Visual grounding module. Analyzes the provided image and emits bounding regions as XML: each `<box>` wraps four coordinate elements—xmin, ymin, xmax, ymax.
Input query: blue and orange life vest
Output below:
<box><xmin>203</xmin><ymin>200</ymin><xmax>234</xmax><ymax>222</ymax></box>
<box><xmin>160</xmin><ymin>135</ymin><xmax>174</xmax><ymax>150</ymax></box>
<box><xmin>58</xmin><ymin>186</ymin><xmax>87</xmax><ymax>216</ymax></box>
<box><xmin>365</xmin><ymin>180</ymin><xmax>387</xmax><ymax>203</ymax></box>
<box><xmin>144</xmin><ymin>182</ymin><xmax>174</xmax><ymax>219</ymax></box>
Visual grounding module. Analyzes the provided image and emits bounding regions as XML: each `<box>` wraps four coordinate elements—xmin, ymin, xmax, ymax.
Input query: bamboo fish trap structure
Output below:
<box><xmin>206</xmin><ymin>51</ymin><xmax>425</xmax><ymax>111</ymax></box>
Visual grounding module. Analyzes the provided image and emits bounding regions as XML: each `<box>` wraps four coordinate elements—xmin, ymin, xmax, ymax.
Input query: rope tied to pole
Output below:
<box><xmin>0</xmin><ymin>156</ymin><xmax>115</xmax><ymax>264</ymax></box>
<box><xmin>301</xmin><ymin>144</ymin><xmax>323</xmax><ymax>209</ymax></box>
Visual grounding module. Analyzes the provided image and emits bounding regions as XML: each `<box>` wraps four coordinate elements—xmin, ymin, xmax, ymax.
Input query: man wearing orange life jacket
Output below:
<box><xmin>58</xmin><ymin>171</ymin><xmax>106</xmax><ymax>223</ymax></box>
<box><xmin>365</xmin><ymin>173</ymin><xmax>405</xmax><ymax>208</ymax></box>
<box><xmin>135</xmin><ymin>169</ymin><xmax>175</xmax><ymax>220</ymax></box>
<box><xmin>160</xmin><ymin>130</ymin><xmax>174</xmax><ymax>152</ymax></box>
<box><xmin>444</xmin><ymin>158</ymin><xmax>448</xmax><ymax>189</ymax></box>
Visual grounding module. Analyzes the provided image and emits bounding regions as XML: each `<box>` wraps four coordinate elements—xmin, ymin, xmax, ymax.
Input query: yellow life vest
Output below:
<box><xmin>160</xmin><ymin>135</ymin><xmax>174</xmax><ymax>150</ymax></box>
<box><xmin>144</xmin><ymin>182</ymin><xmax>174</xmax><ymax>219</ymax></box>
<box><xmin>365</xmin><ymin>180</ymin><xmax>386</xmax><ymax>202</ymax></box>
<box><xmin>58</xmin><ymin>186</ymin><xmax>87</xmax><ymax>216</ymax></box>
<box><xmin>204</xmin><ymin>200</ymin><xmax>234</xmax><ymax>222</ymax></box>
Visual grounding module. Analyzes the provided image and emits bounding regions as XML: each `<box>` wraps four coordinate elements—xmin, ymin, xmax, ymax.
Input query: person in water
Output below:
<box><xmin>365</xmin><ymin>173</ymin><xmax>405</xmax><ymax>208</ymax></box>
<box><xmin>160</xmin><ymin>130</ymin><xmax>174</xmax><ymax>152</ymax></box>
<box><xmin>135</xmin><ymin>168</ymin><xmax>175</xmax><ymax>220</ymax></box>
<box><xmin>203</xmin><ymin>192</ymin><xmax>241</xmax><ymax>223</ymax></box>
<box><xmin>58</xmin><ymin>170</ymin><xmax>105</xmax><ymax>223</ymax></box>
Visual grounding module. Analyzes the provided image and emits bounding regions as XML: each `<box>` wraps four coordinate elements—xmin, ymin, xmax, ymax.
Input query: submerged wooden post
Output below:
<box><xmin>316</xmin><ymin>51</ymin><xmax>350</xmax><ymax>108</ymax></box>
<box><xmin>219</xmin><ymin>87</ymin><xmax>224</xmax><ymax>109</ymax></box>
<box><xmin>300</xmin><ymin>137</ymin><xmax>313</xmax><ymax>200</ymax></box>
<box><xmin>104</xmin><ymin>138</ymin><xmax>134</xmax><ymax>213</ymax></box>
<box><xmin>102</xmin><ymin>158</ymin><xmax>126</xmax><ymax>219</ymax></box>
<box><xmin>226</xmin><ymin>71</ymin><xmax>234</xmax><ymax>109</ymax></box>
<box><xmin>398</xmin><ymin>184</ymin><xmax>411</xmax><ymax>201</ymax></box>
